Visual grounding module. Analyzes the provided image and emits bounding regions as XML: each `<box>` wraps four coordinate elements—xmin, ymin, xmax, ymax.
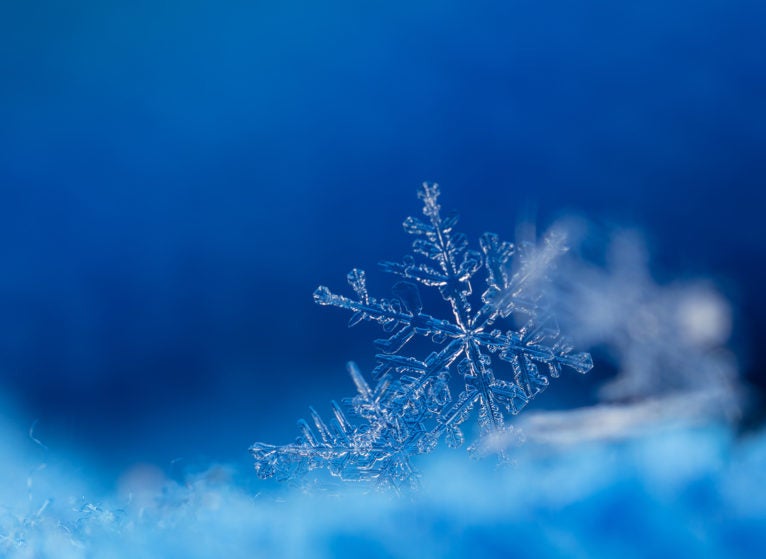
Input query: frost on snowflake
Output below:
<box><xmin>250</xmin><ymin>184</ymin><xmax>593</xmax><ymax>487</ymax></box>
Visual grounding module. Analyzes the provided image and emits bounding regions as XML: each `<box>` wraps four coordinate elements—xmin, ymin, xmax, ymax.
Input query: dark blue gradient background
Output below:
<box><xmin>1</xmin><ymin>1</ymin><xmax>765</xmax><ymax>474</ymax></box>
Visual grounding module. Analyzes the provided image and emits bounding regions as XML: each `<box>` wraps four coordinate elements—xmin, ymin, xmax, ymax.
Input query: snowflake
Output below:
<box><xmin>250</xmin><ymin>183</ymin><xmax>593</xmax><ymax>487</ymax></box>
<box><xmin>551</xmin><ymin>228</ymin><xmax>737</xmax><ymax>409</ymax></box>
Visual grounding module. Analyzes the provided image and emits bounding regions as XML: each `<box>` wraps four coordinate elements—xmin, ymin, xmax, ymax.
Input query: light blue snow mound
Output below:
<box><xmin>2</xmin><ymin>411</ymin><xmax>764</xmax><ymax>558</ymax></box>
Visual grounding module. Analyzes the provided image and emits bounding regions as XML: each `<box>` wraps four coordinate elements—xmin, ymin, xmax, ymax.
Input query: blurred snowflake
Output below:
<box><xmin>561</xmin><ymin>231</ymin><xmax>736</xmax><ymax>403</ymax></box>
<box><xmin>559</xmin><ymin>229</ymin><xmax>738</xmax><ymax>422</ymax></box>
<box><xmin>250</xmin><ymin>183</ymin><xmax>593</xmax><ymax>488</ymax></box>
<box><xmin>500</xmin><ymin>225</ymin><xmax>742</xmax><ymax>452</ymax></box>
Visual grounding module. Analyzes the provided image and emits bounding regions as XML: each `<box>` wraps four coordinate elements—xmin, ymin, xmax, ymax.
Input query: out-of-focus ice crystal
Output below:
<box><xmin>554</xmin><ymin>230</ymin><xmax>737</xmax><ymax>407</ymax></box>
<box><xmin>502</xmin><ymin>226</ymin><xmax>742</xmax><ymax>451</ymax></box>
<box><xmin>250</xmin><ymin>184</ymin><xmax>592</xmax><ymax>487</ymax></box>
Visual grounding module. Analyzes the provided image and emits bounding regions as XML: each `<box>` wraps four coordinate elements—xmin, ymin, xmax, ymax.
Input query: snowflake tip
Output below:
<box><xmin>418</xmin><ymin>182</ymin><xmax>441</xmax><ymax>219</ymax></box>
<box><xmin>567</xmin><ymin>351</ymin><xmax>594</xmax><ymax>375</ymax></box>
<box><xmin>313</xmin><ymin>285</ymin><xmax>332</xmax><ymax>305</ymax></box>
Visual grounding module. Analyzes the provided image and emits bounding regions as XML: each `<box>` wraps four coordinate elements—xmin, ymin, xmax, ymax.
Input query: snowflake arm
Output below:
<box><xmin>251</xmin><ymin>362</ymin><xmax>422</xmax><ymax>487</ymax></box>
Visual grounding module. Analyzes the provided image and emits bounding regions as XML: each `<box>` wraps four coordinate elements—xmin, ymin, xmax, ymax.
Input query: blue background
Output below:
<box><xmin>1</xmin><ymin>0</ymin><xmax>765</xmax><ymax>475</ymax></box>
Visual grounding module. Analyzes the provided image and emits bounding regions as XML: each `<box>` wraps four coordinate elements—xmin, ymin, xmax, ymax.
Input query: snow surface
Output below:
<box><xmin>2</xmin><ymin>408</ymin><xmax>764</xmax><ymax>558</ymax></box>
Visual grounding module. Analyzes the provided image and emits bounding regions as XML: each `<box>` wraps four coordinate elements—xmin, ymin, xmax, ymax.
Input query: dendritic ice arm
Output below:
<box><xmin>250</xmin><ymin>362</ymin><xmax>424</xmax><ymax>487</ymax></box>
<box><xmin>252</xmin><ymin>183</ymin><xmax>593</xmax><ymax>487</ymax></box>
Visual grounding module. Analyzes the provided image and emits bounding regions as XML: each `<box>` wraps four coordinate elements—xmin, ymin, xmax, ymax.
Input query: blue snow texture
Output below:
<box><xmin>2</xmin><ymin>411</ymin><xmax>765</xmax><ymax>558</ymax></box>
<box><xmin>251</xmin><ymin>184</ymin><xmax>592</xmax><ymax>487</ymax></box>
<box><xmin>1</xmin><ymin>0</ymin><xmax>765</xmax><ymax>471</ymax></box>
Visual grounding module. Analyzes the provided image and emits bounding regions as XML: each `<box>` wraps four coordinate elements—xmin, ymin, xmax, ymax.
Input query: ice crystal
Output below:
<box><xmin>250</xmin><ymin>184</ymin><xmax>593</xmax><ymax>487</ymax></box>
<box><xmin>551</xmin><ymin>228</ymin><xmax>739</xmax><ymax>414</ymax></box>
